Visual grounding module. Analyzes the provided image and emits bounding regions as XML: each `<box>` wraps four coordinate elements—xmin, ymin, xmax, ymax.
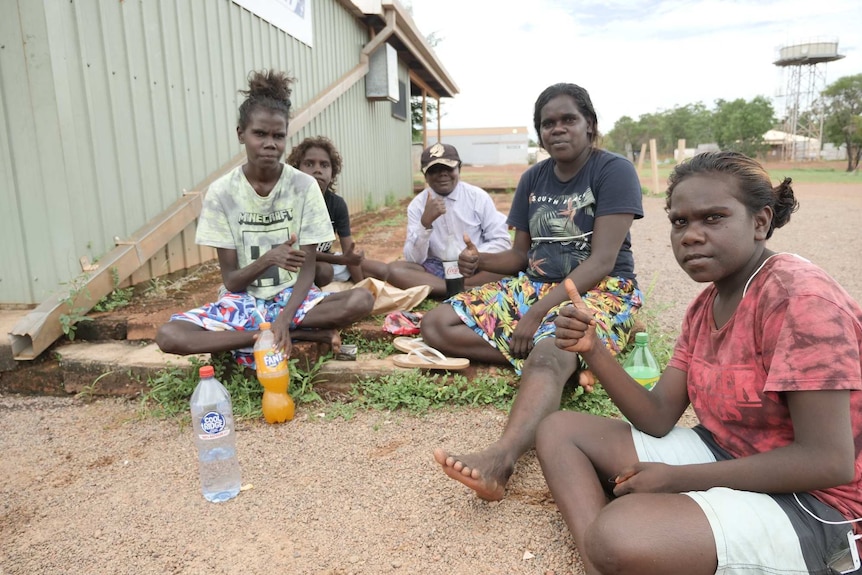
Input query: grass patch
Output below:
<box><xmin>338</xmin><ymin>370</ymin><xmax>518</xmax><ymax>416</ymax></box>
<box><xmin>136</xmin><ymin>284</ymin><xmax>680</xmax><ymax>426</ymax></box>
<box><xmin>138</xmin><ymin>352</ymin><xmax>327</xmax><ymax>422</ymax></box>
<box><xmin>766</xmin><ymin>165</ymin><xmax>860</xmax><ymax>184</ymax></box>
<box><xmin>561</xmin><ymin>383</ymin><xmax>619</xmax><ymax>418</ymax></box>
<box><xmin>638</xmin><ymin>160</ymin><xmax>855</xmax><ymax>191</ymax></box>
<box><xmin>341</xmin><ymin>329</ymin><xmax>395</xmax><ymax>358</ymax></box>
<box><xmin>376</xmin><ymin>213</ymin><xmax>407</xmax><ymax>227</ymax></box>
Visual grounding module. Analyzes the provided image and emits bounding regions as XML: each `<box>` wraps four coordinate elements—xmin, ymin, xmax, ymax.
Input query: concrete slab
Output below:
<box><xmin>4</xmin><ymin>332</ymin><xmax>514</xmax><ymax>399</ymax></box>
<box><xmin>56</xmin><ymin>341</ymin><xmax>206</xmax><ymax>396</ymax></box>
<box><xmin>51</xmin><ymin>342</ymin><xmax>418</xmax><ymax>398</ymax></box>
<box><xmin>314</xmin><ymin>356</ymin><xmax>400</xmax><ymax>397</ymax></box>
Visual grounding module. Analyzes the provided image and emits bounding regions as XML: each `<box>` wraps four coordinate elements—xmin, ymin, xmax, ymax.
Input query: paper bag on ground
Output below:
<box><xmin>352</xmin><ymin>277</ymin><xmax>431</xmax><ymax>315</ymax></box>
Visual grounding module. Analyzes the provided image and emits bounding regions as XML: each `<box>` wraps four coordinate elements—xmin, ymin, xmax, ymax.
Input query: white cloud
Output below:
<box><xmin>407</xmin><ymin>0</ymin><xmax>862</xmax><ymax>137</ymax></box>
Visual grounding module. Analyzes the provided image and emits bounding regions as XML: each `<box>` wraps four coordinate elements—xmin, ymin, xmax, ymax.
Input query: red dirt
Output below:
<box><xmin>92</xmin><ymin>162</ymin><xmax>855</xmax><ymax>339</ymax></box>
<box><xmin>110</xmin><ymin>168</ymin><xmax>519</xmax><ymax>333</ymax></box>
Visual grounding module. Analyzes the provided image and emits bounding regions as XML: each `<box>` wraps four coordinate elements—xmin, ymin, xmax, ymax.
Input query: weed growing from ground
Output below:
<box><xmin>94</xmin><ymin>267</ymin><xmax>134</xmax><ymax>312</ymax></box>
<box><xmin>58</xmin><ymin>275</ymin><xmax>93</xmax><ymax>341</ymax></box>
<box><xmin>363</xmin><ymin>194</ymin><xmax>377</xmax><ymax>212</ymax></box>
<box><xmin>289</xmin><ymin>355</ymin><xmax>327</xmax><ymax>405</ymax></box>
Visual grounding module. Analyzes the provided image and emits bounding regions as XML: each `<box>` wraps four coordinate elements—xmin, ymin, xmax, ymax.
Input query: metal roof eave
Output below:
<box><xmin>340</xmin><ymin>0</ymin><xmax>459</xmax><ymax>99</ymax></box>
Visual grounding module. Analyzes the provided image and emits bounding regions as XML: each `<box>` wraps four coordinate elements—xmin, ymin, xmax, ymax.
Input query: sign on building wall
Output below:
<box><xmin>231</xmin><ymin>0</ymin><xmax>313</xmax><ymax>46</ymax></box>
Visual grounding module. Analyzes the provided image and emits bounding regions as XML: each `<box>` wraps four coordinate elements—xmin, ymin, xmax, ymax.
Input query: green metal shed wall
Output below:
<box><xmin>0</xmin><ymin>0</ymin><xmax>414</xmax><ymax>305</ymax></box>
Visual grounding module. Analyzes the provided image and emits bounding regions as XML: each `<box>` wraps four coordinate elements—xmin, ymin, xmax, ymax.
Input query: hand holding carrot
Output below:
<box><xmin>555</xmin><ymin>278</ymin><xmax>597</xmax><ymax>354</ymax></box>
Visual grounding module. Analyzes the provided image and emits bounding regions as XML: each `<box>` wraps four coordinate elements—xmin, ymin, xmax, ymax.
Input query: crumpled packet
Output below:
<box><xmin>334</xmin><ymin>344</ymin><xmax>357</xmax><ymax>361</ymax></box>
<box><xmin>383</xmin><ymin>310</ymin><xmax>423</xmax><ymax>336</ymax></box>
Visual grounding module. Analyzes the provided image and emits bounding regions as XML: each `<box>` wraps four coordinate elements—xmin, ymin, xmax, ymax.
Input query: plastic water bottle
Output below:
<box><xmin>190</xmin><ymin>365</ymin><xmax>241</xmax><ymax>502</ymax></box>
<box><xmin>442</xmin><ymin>234</ymin><xmax>464</xmax><ymax>298</ymax></box>
<box><xmin>253</xmin><ymin>322</ymin><xmax>295</xmax><ymax>423</ymax></box>
<box><xmin>623</xmin><ymin>332</ymin><xmax>660</xmax><ymax>390</ymax></box>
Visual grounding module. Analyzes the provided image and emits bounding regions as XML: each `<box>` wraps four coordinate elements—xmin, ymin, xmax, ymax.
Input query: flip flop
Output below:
<box><xmin>392</xmin><ymin>346</ymin><xmax>470</xmax><ymax>371</ymax></box>
<box><xmin>392</xmin><ymin>336</ymin><xmax>427</xmax><ymax>354</ymax></box>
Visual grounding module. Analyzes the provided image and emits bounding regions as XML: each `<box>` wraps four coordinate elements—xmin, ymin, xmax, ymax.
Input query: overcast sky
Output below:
<box><xmin>406</xmin><ymin>0</ymin><xmax>862</xmax><ymax>137</ymax></box>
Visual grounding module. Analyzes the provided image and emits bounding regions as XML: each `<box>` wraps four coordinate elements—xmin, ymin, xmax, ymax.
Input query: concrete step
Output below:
<box><xmin>41</xmin><ymin>340</ymin><xmax>509</xmax><ymax>399</ymax></box>
<box><xmin>5</xmin><ymin>306</ymin><xmax>504</xmax><ymax>397</ymax></box>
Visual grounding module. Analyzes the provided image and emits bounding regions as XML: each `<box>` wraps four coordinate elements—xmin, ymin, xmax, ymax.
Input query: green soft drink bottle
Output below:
<box><xmin>622</xmin><ymin>332</ymin><xmax>660</xmax><ymax>390</ymax></box>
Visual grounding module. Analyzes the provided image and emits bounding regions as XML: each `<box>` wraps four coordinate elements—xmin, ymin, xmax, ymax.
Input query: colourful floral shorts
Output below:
<box><xmin>447</xmin><ymin>273</ymin><xmax>643</xmax><ymax>374</ymax></box>
<box><xmin>169</xmin><ymin>285</ymin><xmax>328</xmax><ymax>367</ymax></box>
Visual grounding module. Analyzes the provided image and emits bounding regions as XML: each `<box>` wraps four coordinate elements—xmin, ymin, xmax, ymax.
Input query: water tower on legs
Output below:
<box><xmin>773</xmin><ymin>40</ymin><xmax>843</xmax><ymax>161</ymax></box>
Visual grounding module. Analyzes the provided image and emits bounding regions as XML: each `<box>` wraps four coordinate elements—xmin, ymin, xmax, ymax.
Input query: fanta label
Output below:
<box><xmin>263</xmin><ymin>351</ymin><xmax>284</xmax><ymax>369</ymax></box>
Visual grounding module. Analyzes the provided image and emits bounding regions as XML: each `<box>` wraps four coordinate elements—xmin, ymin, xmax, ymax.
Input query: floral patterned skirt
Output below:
<box><xmin>447</xmin><ymin>273</ymin><xmax>643</xmax><ymax>374</ymax></box>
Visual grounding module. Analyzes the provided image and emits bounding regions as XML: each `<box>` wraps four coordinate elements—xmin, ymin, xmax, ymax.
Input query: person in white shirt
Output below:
<box><xmin>376</xmin><ymin>143</ymin><xmax>512</xmax><ymax>299</ymax></box>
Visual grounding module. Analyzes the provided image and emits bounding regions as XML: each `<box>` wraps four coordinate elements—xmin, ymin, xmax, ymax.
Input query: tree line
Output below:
<box><xmin>601</xmin><ymin>74</ymin><xmax>861</xmax><ymax>171</ymax></box>
<box><xmin>409</xmin><ymin>73</ymin><xmax>861</xmax><ymax>171</ymax></box>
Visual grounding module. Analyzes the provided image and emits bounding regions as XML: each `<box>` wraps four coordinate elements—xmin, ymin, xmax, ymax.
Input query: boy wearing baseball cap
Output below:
<box><xmin>377</xmin><ymin>143</ymin><xmax>512</xmax><ymax>299</ymax></box>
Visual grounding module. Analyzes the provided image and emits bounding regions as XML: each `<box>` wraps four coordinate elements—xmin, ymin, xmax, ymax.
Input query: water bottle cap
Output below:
<box><xmin>634</xmin><ymin>332</ymin><xmax>649</xmax><ymax>344</ymax></box>
<box><xmin>199</xmin><ymin>365</ymin><xmax>215</xmax><ymax>378</ymax></box>
<box><xmin>260</xmin><ymin>322</ymin><xmax>271</xmax><ymax>330</ymax></box>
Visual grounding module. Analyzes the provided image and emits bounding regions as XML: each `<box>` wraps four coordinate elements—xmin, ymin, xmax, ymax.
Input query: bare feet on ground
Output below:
<box><xmin>432</xmin><ymin>447</ymin><xmax>513</xmax><ymax>501</ymax></box>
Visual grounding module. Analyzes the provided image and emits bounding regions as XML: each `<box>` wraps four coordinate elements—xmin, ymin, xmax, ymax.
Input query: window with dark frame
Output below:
<box><xmin>391</xmin><ymin>80</ymin><xmax>407</xmax><ymax>120</ymax></box>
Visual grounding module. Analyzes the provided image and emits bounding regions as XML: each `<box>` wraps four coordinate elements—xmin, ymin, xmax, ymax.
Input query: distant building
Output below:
<box><xmin>427</xmin><ymin>127</ymin><xmax>530</xmax><ymax>165</ymax></box>
<box><xmin>674</xmin><ymin>148</ymin><xmax>697</xmax><ymax>162</ymax></box>
<box><xmin>821</xmin><ymin>142</ymin><xmax>848</xmax><ymax>161</ymax></box>
<box><xmin>761</xmin><ymin>130</ymin><xmax>847</xmax><ymax>161</ymax></box>
<box><xmin>763</xmin><ymin>129</ymin><xmax>821</xmax><ymax>160</ymax></box>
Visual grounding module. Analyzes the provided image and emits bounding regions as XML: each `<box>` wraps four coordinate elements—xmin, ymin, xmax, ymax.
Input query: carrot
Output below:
<box><xmin>563</xmin><ymin>278</ymin><xmax>584</xmax><ymax>307</ymax></box>
<box><xmin>578</xmin><ymin>369</ymin><xmax>596</xmax><ymax>393</ymax></box>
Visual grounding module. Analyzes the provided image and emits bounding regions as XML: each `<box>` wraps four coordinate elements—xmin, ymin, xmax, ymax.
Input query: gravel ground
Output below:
<box><xmin>1</xmin><ymin>180</ymin><xmax>860</xmax><ymax>575</ymax></box>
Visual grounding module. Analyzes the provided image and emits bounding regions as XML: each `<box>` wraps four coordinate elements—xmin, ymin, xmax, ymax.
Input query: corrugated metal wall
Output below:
<box><xmin>0</xmin><ymin>0</ymin><xmax>414</xmax><ymax>305</ymax></box>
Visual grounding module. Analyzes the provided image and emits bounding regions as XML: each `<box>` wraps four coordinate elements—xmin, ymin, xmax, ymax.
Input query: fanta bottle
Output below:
<box><xmin>252</xmin><ymin>322</ymin><xmax>295</xmax><ymax>423</ymax></box>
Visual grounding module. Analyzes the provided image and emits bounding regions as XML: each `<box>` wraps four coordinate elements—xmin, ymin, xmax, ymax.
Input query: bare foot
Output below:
<box><xmin>432</xmin><ymin>446</ymin><xmax>513</xmax><ymax>501</ymax></box>
<box><xmin>291</xmin><ymin>328</ymin><xmax>342</xmax><ymax>354</ymax></box>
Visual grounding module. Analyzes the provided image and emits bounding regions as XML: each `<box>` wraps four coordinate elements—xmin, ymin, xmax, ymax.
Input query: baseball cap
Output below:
<box><xmin>420</xmin><ymin>143</ymin><xmax>461</xmax><ymax>174</ymax></box>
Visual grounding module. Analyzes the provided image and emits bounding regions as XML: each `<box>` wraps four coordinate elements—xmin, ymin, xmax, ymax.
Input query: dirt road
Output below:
<box><xmin>1</xmin><ymin>176</ymin><xmax>860</xmax><ymax>575</ymax></box>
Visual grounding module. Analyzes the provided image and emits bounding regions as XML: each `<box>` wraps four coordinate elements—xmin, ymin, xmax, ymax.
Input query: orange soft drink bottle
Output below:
<box><xmin>252</xmin><ymin>322</ymin><xmax>295</xmax><ymax>423</ymax></box>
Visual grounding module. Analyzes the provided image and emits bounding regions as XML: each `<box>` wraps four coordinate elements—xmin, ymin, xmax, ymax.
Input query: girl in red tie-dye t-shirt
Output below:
<box><xmin>540</xmin><ymin>151</ymin><xmax>862</xmax><ymax>575</ymax></box>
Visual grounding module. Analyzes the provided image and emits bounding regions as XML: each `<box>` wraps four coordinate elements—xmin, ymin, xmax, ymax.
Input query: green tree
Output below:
<box><xmin>410</xmin><ymin>27</ymin><xmax>442</xmax><ymax>143</ymax></box>
<box><xmin>603</xmin><ymin>115</ymin><xmax>637</xmax><ymax>154</ymax></box>
<box><xmin>822</xmin><ymin>74</ymin><xmax>862</xmax><ymax>171</ymax></box>
<box><xmin>637</xmin><ymin>111</ymin><xmax>666</xmax><ymax>152</ymax></box>
<box><xmin>665</xmin><ymin>102</ymin><xmax>713</xmax><ymax>148</ymax></box>
<box><xmin>712</xmin><ymin>96</ymin><xmax>775</xmax><ymax>157</ymax></box>
<box><xmin>411</xmin><ymin>97</ymin><xmax>438</xmax><ymax>143</ymax></box>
